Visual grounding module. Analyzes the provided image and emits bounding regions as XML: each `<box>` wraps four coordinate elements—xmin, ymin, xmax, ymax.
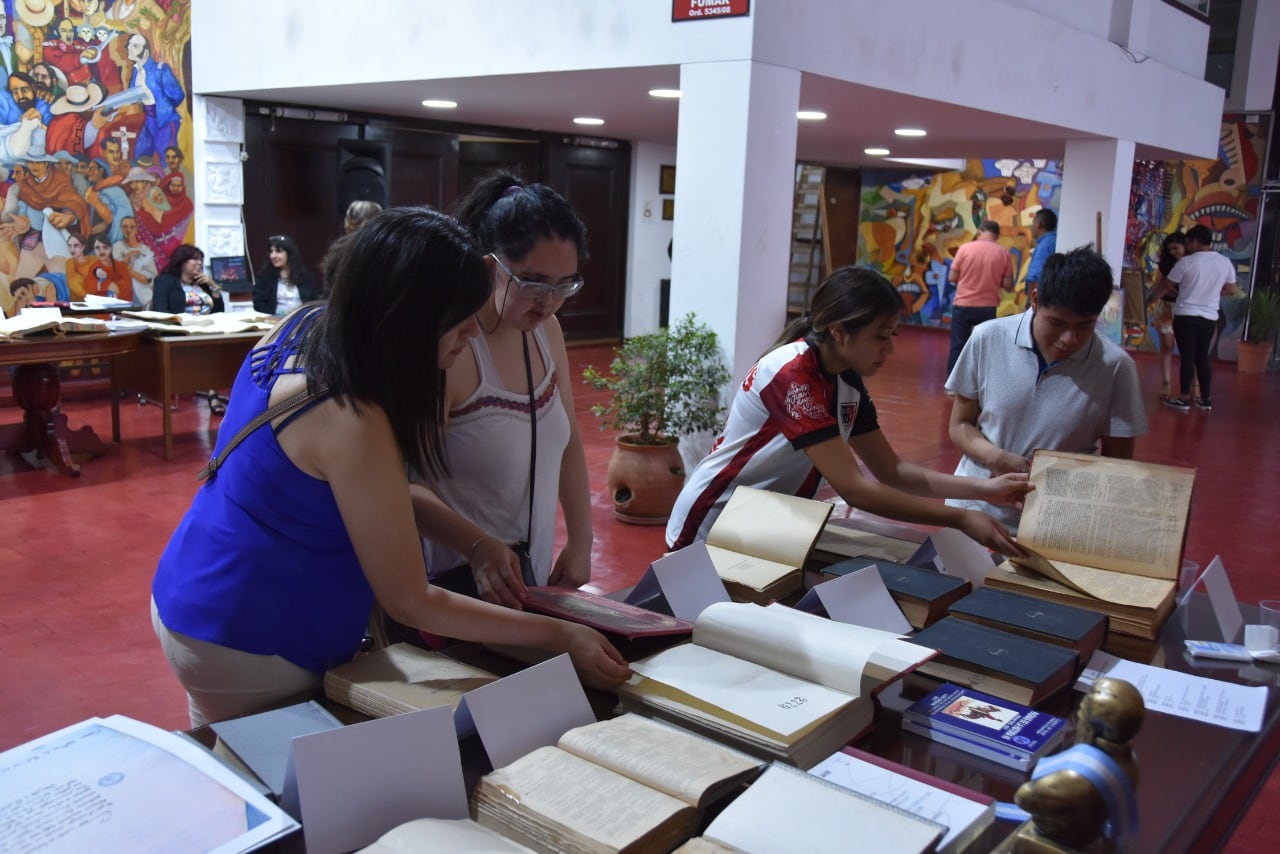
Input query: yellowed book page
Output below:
<box><xmin>813</xmin><ymin>524</ymin><xmax>922</xmax><ymax>564</ymax></box>
<box><xmin>626</xmin><ymin>643</ymin><xmax>849</xmax><ymax>737</ymax></box>
<box><xmin>1017</xmin><ymin>450</ymin><xmax>1194</xmax><ymax>579</ymax></box>
<box><xmin>705</xmin><ymin>486</ymin><xmax>833</xmax><ymax>567</ymax></box>
<box><xmin>1002</xmin><ymin>558</ymin><xmax>1174</xmax><ymax>610</ymax></box>
<box><xmin>478</xmin><ymin>747</ymin><xmax>690</xmax><ymax>851</ymax></box>
<box><xmin>704</xmin><ymin>544</ymin><xmax>797</xmax><ymax>593</ymax></box>
<box><xmin>324</xmin><ymin>643</ymin><xmax>496</xmax><ymax>714</ymax></box>
<box><xmin>358</xmin><ymin>817</ymin><xmax>532</xmax><ymax>853</ymax></box>
<box><xmin>672</xmin><ymin>838</ymin><xmax>737</xmax><ymax>854</ymax></box>
<box><xmin>556</xmin><ymin>714</ymin><xmax>760</xmax><ymax>806</ymax></box>
<box><xmin>693</xmin><ymin>601</ymin><xmax>918</xmax><ymax>696</ymax></box>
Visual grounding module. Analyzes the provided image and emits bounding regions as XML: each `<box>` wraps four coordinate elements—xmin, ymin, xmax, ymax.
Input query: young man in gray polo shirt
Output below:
<box><xmin>943</xmin><ymin>246</ymin><xmax>1148</xmax><ymax>533</ymax></box>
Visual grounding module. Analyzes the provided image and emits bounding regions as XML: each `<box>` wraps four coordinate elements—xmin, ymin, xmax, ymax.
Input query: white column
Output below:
<box><xmin>1228</xmin><ymin>0</ymin><xmax>1280</xmax><ymax>112</ymax></box>
<box><xmin>1058</xmin><ymin>138</ymin><xmax>1135</xmax><ymax>279</ymax></box>
<box><xmin>193</xmin><ymin>96</ymin><xmax>247</xmax><ymax>279</ymax></box>
<box><xmin>669</xmin><ymin>60</ymin><xmax>801</xmax><ymax>384</ymax></box>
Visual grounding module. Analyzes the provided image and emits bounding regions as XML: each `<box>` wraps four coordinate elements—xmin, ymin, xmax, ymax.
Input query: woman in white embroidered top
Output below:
<box><xmin>254</xmin><ymin>233</ymin><xmax>319</xmax><ymax>316</ymax></box>
<box><xmin>411</xmin><ymin>172</ymin><xmax>591</xmax><ymax>609</ymax></box>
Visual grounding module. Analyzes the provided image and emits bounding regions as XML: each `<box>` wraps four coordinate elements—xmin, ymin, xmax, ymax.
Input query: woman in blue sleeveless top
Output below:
<box><xmin>151</xmin><ymin>207</ymin><xmax>631</xmax><ymax>726</ymax></box>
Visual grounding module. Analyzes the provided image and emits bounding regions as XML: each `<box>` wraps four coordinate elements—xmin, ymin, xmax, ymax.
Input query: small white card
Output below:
<box><xmin>286</xmin><ymin>705</ymin><xmax>467</xmax><ymax>854</ymax></box>
<box><xmin>794</xmin><ymin>566</ymin><xmax>911</xmax><ymax>634</ymax></box>
<box><xmin>1199</xmin><ymin>555</ymin><xmax>1243</xmax><ymax>643</ymax></box>
<box><xmin>457</xmin><ymin>653</ymin><xmax>595</xmax><ymax>769</ymax></box>
<box><xmin>928</xmin><ymin>529</ymin><xmax>994</xmax><ymax>588</ymax></box>
<box><xmin>625</xmin><ymin>541</ymin><xmax>731</xmax><ymax>622</ymax></box>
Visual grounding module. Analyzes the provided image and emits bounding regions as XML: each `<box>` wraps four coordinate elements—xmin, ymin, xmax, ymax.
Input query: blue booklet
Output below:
<box><xmin>901</xmin><ymin>683</ymin><xmax>1068</xmax><ymax>772</ymax></box>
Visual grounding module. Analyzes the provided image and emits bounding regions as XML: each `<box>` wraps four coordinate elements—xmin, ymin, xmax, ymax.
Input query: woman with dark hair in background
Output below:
<box><xmin>254</xmin><ymin>233</ymin><xmax>319</xmax><ymax>316</ymax></box>
<box><xmin>410</xmin><ymin>172</ymin><xmax>593</xmax><ymax>609</ymax></box>
<box><xmin>151</xmin><ymin>206</ymin><xmax>629</xmax><ymax>726</ymax></box>
<box><xmin>152</xmin><ymin>244</ymin><xmax>223</xmax><ymax>315</ymax></box>
<box><xmin>667</xmin><ymin>265</ymin><xmax>1029</xmax><ymax>556</ymax></box>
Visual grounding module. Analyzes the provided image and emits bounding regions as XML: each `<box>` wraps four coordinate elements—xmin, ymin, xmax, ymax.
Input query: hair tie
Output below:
<box><xmin>502</xmin><ymin>185</ymin><xmax>523</xmax><ymax>198</ymax></box>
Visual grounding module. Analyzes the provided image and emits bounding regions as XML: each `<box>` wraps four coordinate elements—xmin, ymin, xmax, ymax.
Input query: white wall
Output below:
<box><xmin>1000</xmin><ymin>0</ymin><xmax>1113</xmax><ymax>39</ymax></box>
<box><xmin>1228</xmin><ymin>0</ymin><xmax>1280</xmax><ymax>112</ymax></box>
<box><xmin>625</xmin><ymin>142</ymin><xmax>677</xmax><ymax>336</ymax></box>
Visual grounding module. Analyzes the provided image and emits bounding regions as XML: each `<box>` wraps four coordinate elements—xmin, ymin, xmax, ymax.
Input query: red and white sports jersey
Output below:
<box><xmin>666</xmin><ymin>337</ymin><xmax>879</xmax><ymax>549</ymax></box>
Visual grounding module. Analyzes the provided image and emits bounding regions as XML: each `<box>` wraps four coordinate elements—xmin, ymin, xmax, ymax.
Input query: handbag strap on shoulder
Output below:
<box><xmin>198</xmin><ymin>386</ymin><xmax>329</xmax><ymax>482</ymax></box>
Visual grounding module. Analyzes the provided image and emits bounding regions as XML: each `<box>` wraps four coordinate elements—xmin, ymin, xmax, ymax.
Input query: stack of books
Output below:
<box><xmin>947</xmin><ymin>587</ymin><xmax>1107</xmax><ymax>664</ymax></box>
<box><xmin>900</xmin><ymin>682</ymin><xmax>1069</xmax><ymax>772</ymax></box>
<box><xmin>986</xmin><ymin>450</ymin><xmax>1194</xmax><ymax>639</ymax></box>
<box><xmin>618</xmin><ymin>602</ymin><xmax>935</xmax><ymax>767</ymax></box>
<box><xmin>324</xmin><ymin>643</ymin><xmax>497</xmax><ymax>718</ymax></box>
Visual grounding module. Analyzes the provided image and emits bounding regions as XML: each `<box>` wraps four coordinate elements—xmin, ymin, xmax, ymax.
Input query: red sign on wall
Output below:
<box><xmin>672</xmin><ymin>0</ymin><xmax>750</xmax><ymax>22</ymax></box>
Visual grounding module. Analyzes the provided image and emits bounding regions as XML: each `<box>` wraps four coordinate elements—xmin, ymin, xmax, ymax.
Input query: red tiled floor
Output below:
<box><xmin>1</xmin><ymin>325</ymin><xmax>1276</xmax><ymax>849</ymax></box>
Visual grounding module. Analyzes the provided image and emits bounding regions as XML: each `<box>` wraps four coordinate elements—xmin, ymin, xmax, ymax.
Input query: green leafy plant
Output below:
<box><xmin>582</xmin><ymin>313</ymin><xmax>731</xmax><ymax>445</ymax></box>
<box><xmin>1244</xmin><ymin>286</ymin><xmax>1280</xmax><ymax>344</ymax></box>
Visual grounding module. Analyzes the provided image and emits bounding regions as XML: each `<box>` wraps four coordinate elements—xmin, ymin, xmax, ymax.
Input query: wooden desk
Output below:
<box><xmin>112</xmin><ymin>332</ymin><xmax>261</xmax><ymax>460</ymax></box>
<box><xmin>0</xmin><ymin>331</ymin><xmax>141</xmax><ymax>476</ymax></box>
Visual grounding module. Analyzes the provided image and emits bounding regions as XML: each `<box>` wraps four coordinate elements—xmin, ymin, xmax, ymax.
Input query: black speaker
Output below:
<box><xmin>336</xmin><ymin>139</ymin><xmax>391</xmax><ymax>215</ymax></box>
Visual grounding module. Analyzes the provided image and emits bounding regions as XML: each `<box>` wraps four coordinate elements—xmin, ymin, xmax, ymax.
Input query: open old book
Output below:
<box><xmin>618</xmin><ymin>602</ymin><xmax>934</xmax><ymax>768</ymax></box>
<box><xmin>703</xmin><ymin>486</ymin><xmax>833</xmax><ymax>603</ymax></box>
<box><xmin>0</xmin><ymin>309</ymin><xmax>107</xmax><ymax>338</ymax></box>
<box><xmin>324</xmin><ymin>643</ymin><xmax>498</xmax><ymax>719</ymax></box>
<box><xmin>987</xmin><ymin>450</ymin><xmax>1195</xmax><ymax>639</ymax></box>
<box><xmin>119</xmin><ymin>309</ymin><xmax>276</xmax><ymax>335</ymax></box>
<box><xmin>470</xmin><ymin>713</ymin><xmax>764</xmax><ymax>854</ymax></box>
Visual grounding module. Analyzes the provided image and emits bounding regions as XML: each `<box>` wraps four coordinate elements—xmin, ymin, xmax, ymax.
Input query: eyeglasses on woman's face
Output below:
<box><xmin>489</xmin><ymin>253</ymin><xmax>584</xmax><ymax>300</ymax></box>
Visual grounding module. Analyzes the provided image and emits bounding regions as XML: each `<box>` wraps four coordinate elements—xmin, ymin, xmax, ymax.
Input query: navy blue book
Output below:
<box><xmin>947</xmin><ymin>587</ymin><xmax>1107</xmax><ymax>662</ymax></box>
<box><xmin>901</xmin><ymin>682</ymin><xmax>1068</xmax><ymax>772</ymax></box>
<box><xmin>822</xmin><ymin>556</ymin><xmax>969</xmax><ymax>629</ymax></box>
<box><xmin>906</xmin><ymin>617</ymin><xmax>1078</xmax><ymax>706</ymax></box>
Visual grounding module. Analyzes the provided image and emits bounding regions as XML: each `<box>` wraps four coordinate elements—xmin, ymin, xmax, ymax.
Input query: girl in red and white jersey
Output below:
<box><xmin>667</xmin><ymin>266</ymin><xmax>1028</xmax><ymax>557</ymax></box>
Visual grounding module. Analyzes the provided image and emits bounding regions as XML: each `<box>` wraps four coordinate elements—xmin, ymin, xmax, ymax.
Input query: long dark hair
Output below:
<box><xmin>452</xmin><ymin>170</ymin><xmax>587</xmax><ymax>262</ymax></box>
<box><xmin>259</xmin><ymin>233</ymin><xmax>309</xmax><ymax>282</ymax></box>
<box><xmin>772</xmin><ymin>266</ymin><xmax>902</xmax><ymax>353</ymax></box>
<box><xmin>1158</xmin><ymin>231</ymin><xmax>1187</xmax><ymax>277</ymax></box>
<box><xmin>160</xmin><ymin>244</ymin><xmax>204</xmax><ymax>278</ymax></box>
<box><xmin>297</xmin><ymin>206</ymin><xmax>489</xmax><ymax>480</ymax></box>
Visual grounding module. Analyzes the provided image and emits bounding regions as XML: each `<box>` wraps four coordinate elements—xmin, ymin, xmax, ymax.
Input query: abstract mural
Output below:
<box><xmin>0</xmin><ymin>0</ymin><xmax>191</xmax><ymax>318</ymax></box>
<box><xmin>858</xmin><ymin>158</ymin><xmax>1063</xmax><ymax>329</ymax></box>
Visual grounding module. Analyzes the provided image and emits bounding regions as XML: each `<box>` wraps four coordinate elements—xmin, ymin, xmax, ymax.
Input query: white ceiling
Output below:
<box><xmin>226</xmin><ymin>65</ymin><xmax>1184</xmax><ymax>167</ymax></box>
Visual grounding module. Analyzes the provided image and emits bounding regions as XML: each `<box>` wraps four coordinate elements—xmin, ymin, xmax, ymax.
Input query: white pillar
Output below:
<box><xmin>1228</xmin><ymin>0</ymin><xmax>1280</xmax><ymax>112</ymax></box>
<box><xmin>193</xmin><ymin>96</ymin><xmax>247</xmax><ymax>278</ymax></box>
<box><xmin>669</xmin><ymin>60</ymin><xmax>801</xmax><ymax>384</ymax></box>
<box><xmin>1058</xmin><ymin>138</ymin><xmax>1135</xmax><ymax>278</ymax></box>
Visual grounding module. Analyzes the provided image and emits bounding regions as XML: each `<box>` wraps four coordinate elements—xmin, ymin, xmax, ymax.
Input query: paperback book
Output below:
<box><xmin>901</xmin><ymin>682</ymin><xmax>1068</xmax><ymax>772</ymax></box>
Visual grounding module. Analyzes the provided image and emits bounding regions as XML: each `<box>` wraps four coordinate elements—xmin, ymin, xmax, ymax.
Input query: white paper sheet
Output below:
<box><xmin>0</xmin><ymin>715</ymin><xmax>297</xmax><ymax>854</ymax></box>
<box><xmin>812</xmin><ymin>565</ymin><xmax>912</xmax><ymax>635</ymax></box>
<box><xmin>629</xmin><ymin>643</ymin><xmax>849</xmax><ymax>736</ymax></box>
<box><xmin>930</xmin><ymin>529</ymin><xmax>994</xmax><ymax>588</ymax></box>
<box><xmin>1077</xmin><ymin>650</ymin><xmax>1267</xmax><ymax>732</ymax></box>
<box><xmin>627</xmin><ymin>542</ymin><xmax>732</xmax><ymax>622</ymax></box>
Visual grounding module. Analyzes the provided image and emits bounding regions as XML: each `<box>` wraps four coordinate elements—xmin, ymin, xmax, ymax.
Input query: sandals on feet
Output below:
<box><xmin>205</xmin><ymin>392</ymin><xmax>227</xmax><ymax>417</ymax></box>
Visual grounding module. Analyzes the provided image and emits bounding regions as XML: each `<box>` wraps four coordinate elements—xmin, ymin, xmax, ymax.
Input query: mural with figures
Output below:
<box><xmin>0</xmin><ymin>0</ymin><xmax>191</xmax><ymax>319</ymax></box>
<box><xmin>1126</xmin><ymin>117</ymin><xmax>1266</xmax><ymax>361</ymax></box>
<box><xmin>858</xmin><ymin>159</ymin><xmax>1063</xmax><ymax>329</ymax></box>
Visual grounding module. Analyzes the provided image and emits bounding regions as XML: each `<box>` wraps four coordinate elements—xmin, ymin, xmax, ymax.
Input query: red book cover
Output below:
<box><xmin>520</xmin><ymin>587</ymin><xmax>694</xmax><ymax>640</ymax></box>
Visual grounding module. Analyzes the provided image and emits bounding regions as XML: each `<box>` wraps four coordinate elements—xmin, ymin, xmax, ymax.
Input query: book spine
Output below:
<box><xmin>901</xmin><ymin>718</ymin><xmax>1032</xmax><ymax>772</ymax></box>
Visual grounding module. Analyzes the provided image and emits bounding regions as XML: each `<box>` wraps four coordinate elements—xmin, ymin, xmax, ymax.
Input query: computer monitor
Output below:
<box><xmin>209</xmin><ymin>256</ymin><xmax>254</xmax><ymax>293</ymax></box>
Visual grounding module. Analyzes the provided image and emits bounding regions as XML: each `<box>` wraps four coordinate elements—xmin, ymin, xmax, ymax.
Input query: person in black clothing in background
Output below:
<box><xmin>254</xmin><ymin>234</ymin><xmax>319</xmax><ymax>316</ymax></box>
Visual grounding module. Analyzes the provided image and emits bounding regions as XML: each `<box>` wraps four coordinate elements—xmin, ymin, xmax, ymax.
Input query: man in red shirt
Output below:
<box><xmin>946</xmin><ymin>219</ymin><xmax>1014</xmax><ymax>374</ymax></box>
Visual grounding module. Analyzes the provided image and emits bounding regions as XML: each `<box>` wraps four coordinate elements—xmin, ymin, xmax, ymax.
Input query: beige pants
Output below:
<box><xmin>151</xmin><ymin>597</ymin><xmax>320</xmax><ymax>727</ymax></box>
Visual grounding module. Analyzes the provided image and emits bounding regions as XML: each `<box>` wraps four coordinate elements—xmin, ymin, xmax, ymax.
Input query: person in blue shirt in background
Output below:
<box><xmin>1024</xmin><ymin>209</ymin><xmax>1057</xmax><ymax>295</ymax></box>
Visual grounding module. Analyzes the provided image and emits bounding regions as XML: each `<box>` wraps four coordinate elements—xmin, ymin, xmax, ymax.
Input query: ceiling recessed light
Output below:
<box><xmin>864</xmin><ymin>147</ymin><xmax>891</xmax><ymax>156</ymax></box>
<box><xmin>895</xmin><ymin>127</ymin><xmax>927</xmax><ymax>137</ymax></box>
<box><xmin>649</xmin><ymin>88</ymin><xmax>681</xmax><ymax>99</ymax></box>
<box><xmin>573</xmin><ymin>117</ymin><xmax>605</xmax><ymax>126</ymax></box>
<box><xmin>796</xmin><ymin>110</ymin><xmax>827</xmax><ymax>121</ymax></box>
<box><xmin>421</xmin><ymin>99</ymin><xmax>457</xmax><ymax>109</ymax></box>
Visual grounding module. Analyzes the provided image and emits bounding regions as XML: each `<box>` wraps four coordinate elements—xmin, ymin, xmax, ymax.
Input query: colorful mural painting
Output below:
<box><xmin>858</xmin><ymin>159</ymin><xmax>1063</xmax><ymax>329</ymax></box>
<box><xmin>1126</xmin><ymin>116</ymin><xmax>1267</xmax><ymax>360</ymax></box>
<box><xmin>0</xmin><ymin>0</ymin><xmax>191</xmax><ymax>319</ymax></box>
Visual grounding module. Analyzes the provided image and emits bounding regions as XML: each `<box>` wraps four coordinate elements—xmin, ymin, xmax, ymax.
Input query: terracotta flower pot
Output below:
<box><xmin>606</xmin><ymin>435</ymin><xmax>685</xmax><ymax>525</ymax></box>
<box><xmin>1236</xmin><ymin>341</ymin><xmax>1274</xmax><ymax>374</ymax></box>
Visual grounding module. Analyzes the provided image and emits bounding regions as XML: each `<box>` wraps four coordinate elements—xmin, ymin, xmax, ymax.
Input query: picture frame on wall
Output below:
<box><xmin>659</xmin><ymin>164</ymin><xmax>676</xmax><ymax>195</ymax></box>
<box><xmin>662</xmin><ymin>198</ymin><xmax>675</xmax><ymax>220</ymax></box>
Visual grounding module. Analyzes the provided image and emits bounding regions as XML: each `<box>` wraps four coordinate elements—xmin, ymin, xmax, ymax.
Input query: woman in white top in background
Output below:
<box><xmin>411</xmin><ymin>172</ymin><xmax>591</xmax><ymax>609</ymax></box>
<box><xmin>254</xmin><ymin>233</ymin><xmax>319</xmax><ymax>316</ymax></box>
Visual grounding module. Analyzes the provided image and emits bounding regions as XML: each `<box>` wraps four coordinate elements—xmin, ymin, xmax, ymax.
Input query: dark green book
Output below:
<box><xmin>947</xmin><ymin>587</ymin><xmax>1107</xmax><ymax>662</ymax></box>
<box><xmin>906</xmin><ymin>617</ymin><xmax>1078</xmax><ymax>707</ymax></box>
<box><xmin>822</xmin><ymin>556</ymin><xmax>970</xmax><ymax>629</ymax></box>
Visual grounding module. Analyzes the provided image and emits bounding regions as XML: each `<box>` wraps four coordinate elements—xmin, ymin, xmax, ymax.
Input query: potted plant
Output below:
<box><xmin>1237</xmin><ymin>286</ymin><xmax>1280</xmax><ymax>373</ymax></box>
<box><xmin>583</xmin><ymin>313</ymin><xmax>731</xmax><ymax>523</ymax></box>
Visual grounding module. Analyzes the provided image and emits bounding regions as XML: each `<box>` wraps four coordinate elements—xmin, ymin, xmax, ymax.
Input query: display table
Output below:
<box><xmin>112</xmin><ymin>332</ymin><xmax>262</xmax><ymax>460</ymax></box>
<box><xmin>0</xmin><ymin>331</ymin><xmax>142</xmax><ymax>476</ymax></box>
